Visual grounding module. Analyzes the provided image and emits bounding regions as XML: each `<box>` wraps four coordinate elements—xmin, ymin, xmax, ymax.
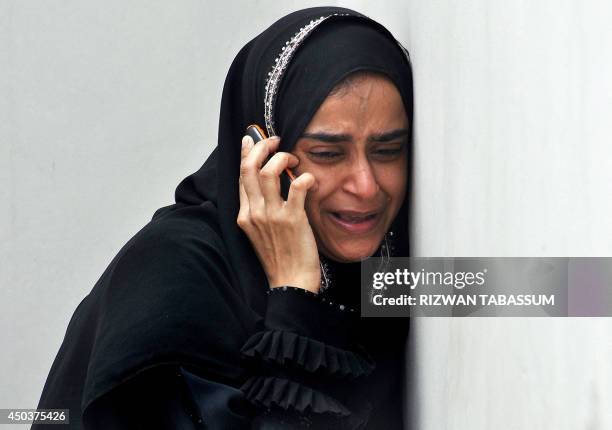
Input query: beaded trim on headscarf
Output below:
<box><xmin>264</xmin><ymin>13</ymin><xmax>351</xmax><ymax>137</ymax></box>
<box><xmin>263</xmin><ymin>13</ymin><xmax>411</xmax><ymax>137</ymax></box>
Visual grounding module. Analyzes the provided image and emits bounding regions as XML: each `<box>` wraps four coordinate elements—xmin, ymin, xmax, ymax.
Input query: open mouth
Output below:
<box><xmin>331</xmin><ymin>212</ymin><xmax>378</xmax><ymax>223</ymax></box>
<box><xmin>328</xmin><ymin>210</ymin><xmax>382</xmax><ymax>233</ymax></box>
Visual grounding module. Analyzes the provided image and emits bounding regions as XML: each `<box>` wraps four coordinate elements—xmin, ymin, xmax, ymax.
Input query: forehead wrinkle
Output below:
<box><xmin>301</xmin><ymin>76</ymin><xmax>406</xmax><ymax>145</ymax></box>
<box><xmin>355</xmin><ymin>80</ymin><xmax>376</xmax><ymax>114</ymax></box>
<box><xmin>330</xmin><ymin>76</ymin><xmax>379</xmax><ymax>115</ymax></box>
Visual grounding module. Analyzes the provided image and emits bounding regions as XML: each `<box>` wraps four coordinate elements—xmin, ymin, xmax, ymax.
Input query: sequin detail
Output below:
<box><xmin>267</xmin><ymin>286</ymin><xmax>356</xmax><ymax>312</ymax></box>
<box><xmin>264</xmin><ymin>13</ymin><xmax>351</xmax><ymax>137</ymax></box>
<box><xmin>263</xmin><ymin>14</ymin><xmax>411</xmax><ymax>137</ymax></box>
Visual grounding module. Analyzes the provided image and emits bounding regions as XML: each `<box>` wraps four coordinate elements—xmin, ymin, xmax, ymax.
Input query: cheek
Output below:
<box><xmin>303</xmin><ymin>182</ymin><xmax>327</xmax><ymax>220</ymax></box>
<box><xmin>303</xmin><ymin>194</ymin><xmax>317</xmax><ymax>220</ymax></box>
<box><xmin>296</xmin><ymin>163</ymin><xmax>335</xmax><ymax>207</ymax></box>
<box><xmin>302</xmin><ymin>175</ymin><xmax>337</xmax><ymax>230</ymax></box>
<box><xmin>379</xmin><ymin>165</ymin><xmax>408</xmax><ymax>208</ymax></box>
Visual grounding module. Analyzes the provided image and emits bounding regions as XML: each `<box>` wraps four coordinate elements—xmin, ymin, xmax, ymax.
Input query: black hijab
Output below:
<box><xmin>170</xmin><ymin>6</ymin><xmax>413</xmax><ymax>310</ymax></box>
<box><xmin>36</xmin><ymin>7</ymin><xmax>413</xmax><ymax>428</ymax></box>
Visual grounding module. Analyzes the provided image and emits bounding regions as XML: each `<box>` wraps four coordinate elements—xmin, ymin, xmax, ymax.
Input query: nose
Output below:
<box><xmin>341</xmin><ymin>158</ymin><xmax>380</xmax><ymax>200</ymax></box>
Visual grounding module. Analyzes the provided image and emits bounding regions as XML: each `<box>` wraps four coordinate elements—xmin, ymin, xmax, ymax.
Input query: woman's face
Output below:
<box><xmin>292</xmin><ymin>74</ymin><xmax>409</xmax><ymax>262</ymax></box>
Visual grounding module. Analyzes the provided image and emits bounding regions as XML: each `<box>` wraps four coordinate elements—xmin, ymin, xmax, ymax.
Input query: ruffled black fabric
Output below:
<box><xmin>241</xmin><ymin>376</ymin><xmax>351</xmax><ymax>417</ymax></box>
<box><xmin>241</xmin><ymin>330</ymin><xmax>375</xmax><ymax>379</ymax></box>
<box><xmin>240</xmin><ymin>287</ymin><xmax>377</xmax><ymax>427</ymax></box>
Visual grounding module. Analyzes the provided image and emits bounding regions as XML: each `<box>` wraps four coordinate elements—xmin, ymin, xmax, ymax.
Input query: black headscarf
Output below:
<box><xmin>171</xmin><ymin>6</ymin><xmax>413</xmax><ymax>310</ymax></box>
<box><xmin>36</xmin><ymin>7</ymin><xmax>413</xmax><ymax>428</ymax></box>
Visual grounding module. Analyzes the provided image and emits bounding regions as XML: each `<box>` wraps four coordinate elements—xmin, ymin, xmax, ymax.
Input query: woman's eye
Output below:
<box><xmin>372</xmin><ymin>145</ymin><xmax>404</xmax><ymax>158</ymax></box>
<box><xmin>308</xmin><ymin>151</ymin><xmax>342</xmax><ymax>160</ymax></box>
<box><xmin>375</xmin><ymin>149</ymin><xmax>401</xmax><ymax>155</ymax></box>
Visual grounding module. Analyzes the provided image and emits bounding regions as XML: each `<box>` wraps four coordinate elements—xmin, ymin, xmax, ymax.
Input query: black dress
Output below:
<box><xmin>34</xmin><ymin>6</ymin><xmax>413</xmax><ymax>429</ymax></box>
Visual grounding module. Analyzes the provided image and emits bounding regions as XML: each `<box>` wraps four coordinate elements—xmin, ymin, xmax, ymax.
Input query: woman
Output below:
<box><xmin>35</xmin><ymin>6</ymin><xmax>413</xmax><ymax>429</ymax></box>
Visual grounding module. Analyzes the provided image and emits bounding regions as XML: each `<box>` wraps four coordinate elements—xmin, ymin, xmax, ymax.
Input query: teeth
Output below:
<box><xmin>344</xmin><ymin>216</ymin><xmax>365</xmax><ymax>221</ymax></box>
<box><xmin>336</xmin><ymin>213</ymin><xmax>375</xmax><ymax>222</ymax></box>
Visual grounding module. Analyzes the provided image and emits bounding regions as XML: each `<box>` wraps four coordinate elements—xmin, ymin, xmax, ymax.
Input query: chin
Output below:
<box><xmin>324</xmin><ymin>240</ymin><xmax>381</xmax><ymax>263</ymax></box>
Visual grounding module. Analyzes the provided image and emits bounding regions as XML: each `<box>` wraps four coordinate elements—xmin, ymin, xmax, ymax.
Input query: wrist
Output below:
<box><xmin>269</xmin><ymin>278</ymin><xmax>320</xmax><ymax>294</ymax></box>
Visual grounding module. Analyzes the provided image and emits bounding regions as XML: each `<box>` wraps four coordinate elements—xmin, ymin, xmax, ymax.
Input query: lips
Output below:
<box><xmin>328</xmin><ymin>210</ymin><xmax>382</xmax><ymax>233</ymax></box>
<box><xmin>333</xmin><ymin>211</ymin><xmax>377</xmax><ymax>222</ymax></box>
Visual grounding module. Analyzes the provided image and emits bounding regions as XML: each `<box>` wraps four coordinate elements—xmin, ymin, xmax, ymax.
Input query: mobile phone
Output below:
<box><xmin>245</xmin><ymin>124</ymin><xmax>296</xmax><ymax>182</ymax></box>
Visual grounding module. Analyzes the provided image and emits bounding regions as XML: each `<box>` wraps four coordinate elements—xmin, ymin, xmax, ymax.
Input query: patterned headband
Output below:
<box><xmin>263</xmin><ymin>12</ymin><xmax>411</xmax><ymax>137</ymax></box>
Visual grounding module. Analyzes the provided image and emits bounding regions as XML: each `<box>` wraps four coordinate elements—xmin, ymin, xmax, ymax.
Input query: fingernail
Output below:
<box><xmin>269</xmin><ymin>136</ymin><xmax>280</xmax><ymax>142</ymax></box>
<box><xmin>242</xmin><ymin>135</ymin><xmax>253</xmax><ymax>149</ymax></box>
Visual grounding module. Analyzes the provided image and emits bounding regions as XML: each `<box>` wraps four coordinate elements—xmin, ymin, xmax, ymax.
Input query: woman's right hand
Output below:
<box><xmin>237</xmin><ymin>135</ymin><xmax>321</xmax><ymax>294</ymax></box>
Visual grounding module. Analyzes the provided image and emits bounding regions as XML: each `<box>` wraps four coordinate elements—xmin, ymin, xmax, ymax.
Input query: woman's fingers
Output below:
<box><xmin>240</xmin><ymin>135</ymin><xmax>254</xmax><ymax>161</ymax></box>
<box><xmin>239</xmin><ymin>136</ymin><xmax>280</xmax><ymax>209</ymax></box>
<box><xmin>237</xmin><ymin>135</ymin><xmax>320</xmax><ymax>293</ymax></box>
<box><xmin>239</xmin><ymin>135</ymin><xmax>311</xmax><ymax>219</ymax></box>
<box><xmin>259</xmin><ymin>152</ymin><xmax>299</xmax><ymax>209</ymax></box>
<box><xmin>238</xmin><ymin>136</ymin><xmax>254</xmax><ymax>226</ymax></box>
<box><xmin>239</xmin><ymin>135</ymin><xmax>261</xmax><ymax>205</ymax></box>
<box><xmin>287</xmin><ymin>172</ymin><xmax>317</xmax><ymax>212</ymax></box>
<box><xmin>237</xmin><ymin>176</ymin><xmax>250</xmax><ymax>229</ymax></box>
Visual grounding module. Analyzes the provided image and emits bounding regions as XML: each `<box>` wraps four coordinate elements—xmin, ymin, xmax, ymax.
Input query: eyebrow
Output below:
<box><xmin>301</xmin><ymin>128</ymin><xmax>410</xmax><ymax>143</ymax></box>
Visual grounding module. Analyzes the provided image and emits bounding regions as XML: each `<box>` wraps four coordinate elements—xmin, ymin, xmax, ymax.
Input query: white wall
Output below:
<box><xmin>2</xmin><ymin>1</ymin><xmax>611</xmax><ymax>428</ymax></box>
<box><xmin>346</xmin><ymin>1</ymin><xmax>612</xmax><ymax>429</ymax></box>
